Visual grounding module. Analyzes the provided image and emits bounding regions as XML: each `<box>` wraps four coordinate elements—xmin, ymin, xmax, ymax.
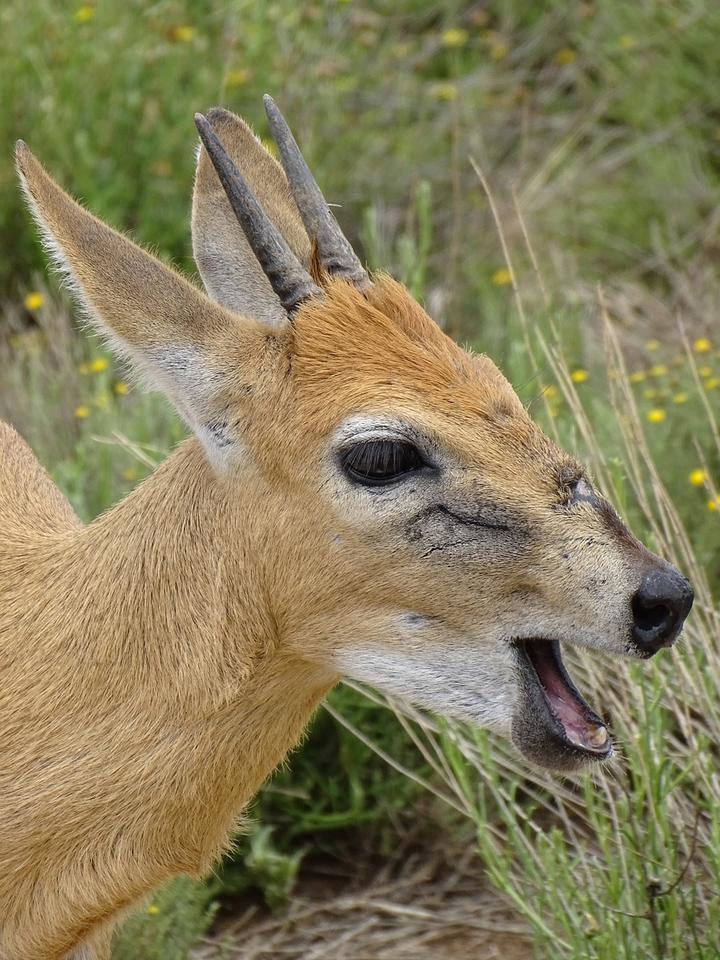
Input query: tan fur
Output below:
<box><xmin>2</xmin><ymin>113</ymin><xmax>687</xmax><ymax>958</ymax></box>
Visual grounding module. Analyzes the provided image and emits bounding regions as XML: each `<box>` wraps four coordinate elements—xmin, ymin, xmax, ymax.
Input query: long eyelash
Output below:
<box><xmin>340</xmin><ymin>440</ymin><xmax>425</xmax><ymax>485</ymax></box>
<box><xmin>344</xmin><ymin>441</ymin><xmax>406</xmax><ymax>476</ymax></box>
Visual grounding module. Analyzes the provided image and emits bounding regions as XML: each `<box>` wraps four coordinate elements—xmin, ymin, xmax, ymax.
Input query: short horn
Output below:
<box><xmin>194</xmin><ymin>113</ymin><xmax>322</xmax><ymax>315</ymax></box>
<box><xmin>263</xmin><ymin>95</ymin><xmax>370</xmax><ymax>290</ymax></box>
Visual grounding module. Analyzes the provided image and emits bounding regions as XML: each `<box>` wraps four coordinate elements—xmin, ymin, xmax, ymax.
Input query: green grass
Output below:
<box><xmin>112</xmin><ymin>876</ymin><xmax>219</xmax><ymax>960</ymax></box>
<box><xmin>3</xmin><ymin>1</ymin><xmax>720</xmax><ymax>957</ymax></box>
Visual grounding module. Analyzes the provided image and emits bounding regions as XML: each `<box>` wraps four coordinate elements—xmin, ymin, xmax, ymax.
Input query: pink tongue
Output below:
<box><xmin>530</xmin><ymin>643</ymin><xmax>607</xmax><ymax>751</ymax></box>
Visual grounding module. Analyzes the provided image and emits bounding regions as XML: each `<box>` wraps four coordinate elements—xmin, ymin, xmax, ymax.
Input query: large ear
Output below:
<box><xmin>16</xmin><ymin>141</ymin><xmax>272</xmax><ymax>467</ymax></box>
<box><xmin>192</xmin><ymin>107</ymin><xmax>312</xmax><ymax>326</ymax></box>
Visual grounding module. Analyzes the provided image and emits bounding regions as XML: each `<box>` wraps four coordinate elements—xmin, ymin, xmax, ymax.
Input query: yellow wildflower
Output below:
<box><xmin>24</xmin><ymin>292</ymin><xmax>44</xmax><ymax>311</ymax></box>
<box><xmin>694</xmin><ymin>337</ymin><xmax>711</xmax><ymax>353</ymax></box>
<box><xmin>74</xmin><ymin>5</ymin><xmax>95</xmax><ymax>23</ymax></box>
<box><xmin>617</xmin><ymin>35</ymin><xmax>636</xmax><ymax>49</ymax></box>
<box><xmin>672</xmin><ymin>392</ymin><xmax>688</xmax><ymax>404</ymax></box>
<box><xmin>554</xmin><ymin>48</ymin><xmax>577</xmax><ymax>66</ymax></box>
<box><xmin>122</xmin><ymin>468</ymin><xmax>138</xmax><ymax>482</ymax></box>
<box><xmin>704</xmin><ymin>378</ymin><xmax>720</xmax><ymax>390</ymax></box>
<box><xmin>491</xmin><ymin>268</ymin><xmax>512</xmax><ymax>286</ymax></box>
<box><xmin>689</xmin><ymin>469</ymin><xmax>708</xmax><ymax>487</ymax></box>
<box><xmin>543</xmin><ymin>385</ymin><xmax>559</xmax><ymax>400</ymax></box>
<box><xmin>649</xmin><ymin>364</ymin><xmax>667</xmax><ymax>377</ymax></box>
<box><xmin>74</xmin><ymin>405</ymin><xmax>90</xmax><ymax>419</ymax></box>
<box><xmin>90</xmin><ymin>357</ymin><xmax>109</xmax><ymax>373</ymax></box>
<box><xmin>441</xmin><ymin>28</ymin><xmax>469</xmax><ymax>48</ymax></box>
<box><xmin>114</xmin><ymin>381</ymin><xmax>129</xmax><ymax>396</ymax></box>
<box><xmin>629</xmin><ymin>370</ymin><xmax>647</xmax><ymax>384</ymax></box>
<box><xmin>708</xmin><ymin>497</ymin><xmax>720</xmax><ymax>512</ymax></box>
<box><xmin>170</xmin><ymin>25</ymin><xmax>196</xmax><ymax>42</ymax></box>
<box><xmin>226</xmin><ymin>68</ymin><xmax>251</xmax><ymax>88</ymax></box>
<box><xmin>571</xmin><ymin>369</ymin><xmax>589</xmax><ymax>384</ymax></box>
<box><xmin>490</xmin><ymin>38</ymin><xmax>509</xmax><ymax>61</ymax></box>
<box><xmin>430</xmin><ymin>82</ymin><xmax>458</xmax><ymax>102</ymax></box>
<box><xmin>147</xmin><ymin>904</ymin><xmax>160</xmax><ymax>916</ymax></box>
<box><xmin>645</xmin><ymin>339</ymin><xmax>660</xmax><ymax>352</ymax></box>
<box><xmin>391</xmin><ymin>41</ymin><xmax>412</xmax><ymax>58</ymax></box>
<box><xmin>646</xmin><ymin>409</ymin><xmax>666</xmax><ymax>424</ymax></box>
<box><xmin>151</xmin><ymin>160</ymin><xmax>172</xmax><ymax>178</ymax></box>
<box><xmin>358</xmin><ymin>30</ymin><xmax>379</xmax><ymax>48</ymax></box>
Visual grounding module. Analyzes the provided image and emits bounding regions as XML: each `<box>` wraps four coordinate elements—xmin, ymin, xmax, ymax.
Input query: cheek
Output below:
<box><xmin>333</xmin><ymin>638</ymin><xmax>517</xmax><ymax>733</ymax></box>
<box><xmin>405</xmin><ymin>509</ymin><xmax>532</xmax><ymax>568</ymax></box>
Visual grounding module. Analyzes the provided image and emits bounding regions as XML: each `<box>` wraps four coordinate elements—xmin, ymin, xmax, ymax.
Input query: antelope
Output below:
<box><xmin>2</xmin><ymin>97</ymin><xmax>692</xmax><ymax>959</ymax></box>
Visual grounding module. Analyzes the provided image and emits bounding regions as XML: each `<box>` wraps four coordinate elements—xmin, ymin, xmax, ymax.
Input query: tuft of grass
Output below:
<box><xmin>217</xmin><ymin>825</ymin><xmax>304</xmax><ymax>911</ymax></box>
<box><xmin>112</xmin><ymin>876</ymin><xmax>218</xmax><ymax>960</ymax></box>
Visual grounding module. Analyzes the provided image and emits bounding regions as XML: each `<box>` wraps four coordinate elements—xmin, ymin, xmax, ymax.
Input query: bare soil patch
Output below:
<box><xmin>195</xmin><ymin>849</ymin><xmax>531</xmax><ymax>960</ymax></box>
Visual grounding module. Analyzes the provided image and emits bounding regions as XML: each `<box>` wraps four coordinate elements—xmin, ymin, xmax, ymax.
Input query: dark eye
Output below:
<box><xmin>340</xmin><ymin>439</ymin><xmax>426</xmax><ymax>487</ymax></box>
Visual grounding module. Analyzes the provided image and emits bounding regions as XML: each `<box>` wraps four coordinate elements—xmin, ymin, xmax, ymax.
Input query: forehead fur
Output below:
<box><xmin>288</xmin><ymin>276</ymin><xmax>574</xmax><ymax>496</ymax></box>
<box><xmin>294</xmin><ymin>275</ymin><xmax>508</xmax><ymax>411</ymax></box>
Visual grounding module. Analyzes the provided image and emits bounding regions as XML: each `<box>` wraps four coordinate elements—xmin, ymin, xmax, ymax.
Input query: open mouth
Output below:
<box><xmin>511</xmin><ymin>639</ymin><xmax>612</xmax><ymax>769</ymax></box>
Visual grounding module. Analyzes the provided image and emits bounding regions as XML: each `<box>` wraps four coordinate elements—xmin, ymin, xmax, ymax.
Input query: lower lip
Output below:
<box><xmin>516</xmin><ymin>638</ymin><xmax>611</xmax><ymax>758</ymax></box>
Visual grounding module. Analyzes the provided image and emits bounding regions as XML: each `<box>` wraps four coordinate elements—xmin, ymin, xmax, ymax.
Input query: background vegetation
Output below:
<box><xmin>2</xmin><ymin>1</ymin><xmax>719</xmax><ymax>957</ymax></box>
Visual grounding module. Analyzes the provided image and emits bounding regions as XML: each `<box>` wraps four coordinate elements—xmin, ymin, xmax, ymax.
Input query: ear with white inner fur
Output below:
<box><xmin>192</xmin><ymin>107</ymin><xmax>312</xmax><ymax>327</ymax></box>
<box><xmin>16</xmin><ymin>140</ymin><xmax>273</xmax><ymax>467</ymax></box>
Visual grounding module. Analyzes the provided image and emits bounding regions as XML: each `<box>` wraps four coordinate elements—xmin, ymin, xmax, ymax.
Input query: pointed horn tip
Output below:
<box><xmin>263</xmin><ymin>95</ymin><xmax>284</xmax><ymax>126</ymax></box>
<box><xmin>262</xmin><ymin>98</ymin><xmax>371</xmax><ymax>290</ymax></box>
<box><xmin>263</xmin><ymin>96</ymin><xmax>288</xmax><ymax>132</ymax></box>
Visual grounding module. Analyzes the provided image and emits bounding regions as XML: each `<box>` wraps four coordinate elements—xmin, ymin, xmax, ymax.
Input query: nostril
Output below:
<box><xmin>632</xmin><ymin>596</ymin><xmax>673</xmax><ymax>634</ymax></box>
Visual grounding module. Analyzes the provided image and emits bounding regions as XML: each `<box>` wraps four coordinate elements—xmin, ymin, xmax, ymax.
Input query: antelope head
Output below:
<box><xmin>16</xmin><ymin>98</ymin><xmax>693</xmax><ymax>772</ymax></box>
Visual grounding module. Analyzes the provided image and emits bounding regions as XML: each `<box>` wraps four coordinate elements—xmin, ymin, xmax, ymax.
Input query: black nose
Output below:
<box><xmin>631</xmin><ymin>567</ymin><xmax>694</xmax><ymax>656</ymax></box>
